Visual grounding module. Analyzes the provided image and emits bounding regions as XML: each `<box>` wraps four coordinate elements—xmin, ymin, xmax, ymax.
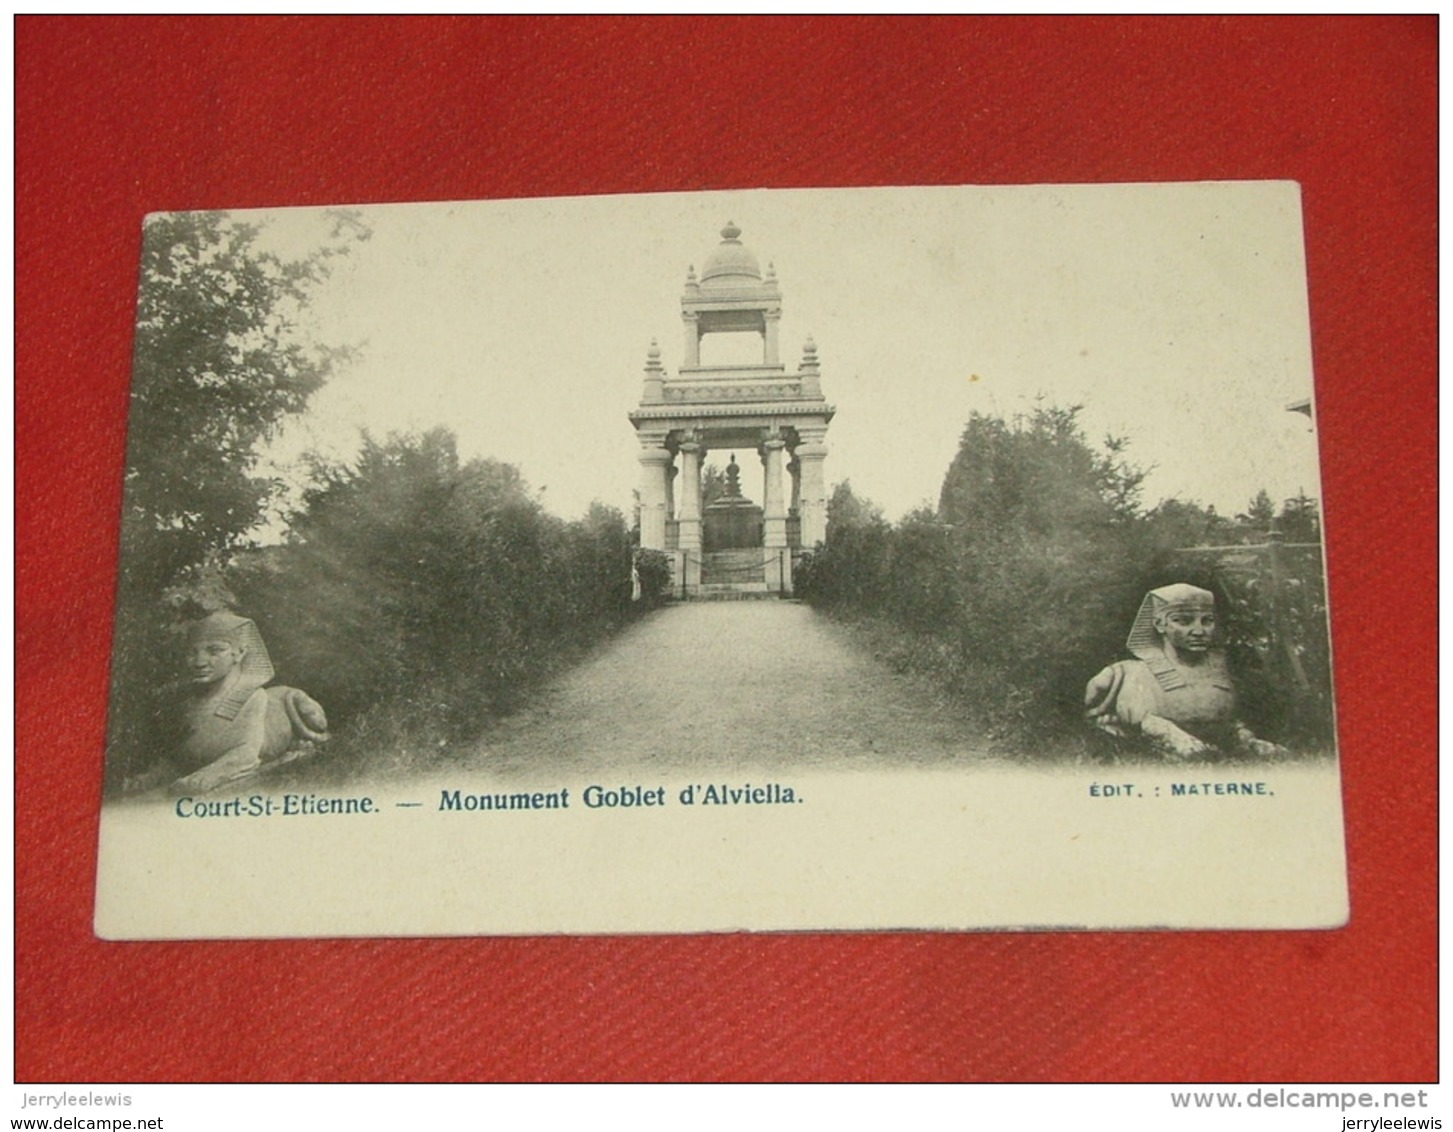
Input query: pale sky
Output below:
<box><xmin>246</xmin><ymin>183</ymin><xmax>1322</xmax><ymax>528</ymax></box>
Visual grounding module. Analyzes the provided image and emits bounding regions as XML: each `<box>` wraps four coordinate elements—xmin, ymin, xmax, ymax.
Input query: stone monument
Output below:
<box><xmin>628</xmin><ymin>223</ymin><xmax>834</xmax><ymax>598</ymax></box>
<box><xmin>702</xmin><ymin>455</ymin><xmax>763</xmax><ymax>552</ymax></box>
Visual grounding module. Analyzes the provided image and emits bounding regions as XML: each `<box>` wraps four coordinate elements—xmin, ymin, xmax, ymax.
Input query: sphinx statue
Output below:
<box><xmin>1085</xmin><ymin>584</ymin><xmax>1285</xmax><ymax>760</ymax></box>
<box><xmin>147</xmin><ymin>611</ymin><xmax>329</xmax><ymax>795</ymax></box>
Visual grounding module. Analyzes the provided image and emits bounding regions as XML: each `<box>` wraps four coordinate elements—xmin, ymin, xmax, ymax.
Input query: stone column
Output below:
<box><xmin>677</xmin><ymin>440</ymin><xmax>703</xmax><ymax>593</ymax></box>
<box><xmin>762</xmin><ymin>437</ymin><xmax>787</xmax><ymax>543</ymax></box>
<box><xmin>637</xmin><ymin>443</ymin><xmax>673</xmax><ymax>551</ymax></box>
<box><xmin>765</xmin><ymin>307</ymin><xmax>781</xmax><ymax>366</ymax></box>
<box><xmin>762</xmin><ymin>435</ymin><xmax>790</xmax><ymax>592</ymax></box>
<box><xmin>795</xmin><ymin>433</ymin><xmax>829</xmax><ymax>549</ymax></box>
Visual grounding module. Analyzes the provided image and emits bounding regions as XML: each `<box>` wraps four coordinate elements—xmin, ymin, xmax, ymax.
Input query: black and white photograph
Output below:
<box><xmin>94</xmin><ymin>183</ymin><xmax>1346</xmax><ymax>938</ymax></box>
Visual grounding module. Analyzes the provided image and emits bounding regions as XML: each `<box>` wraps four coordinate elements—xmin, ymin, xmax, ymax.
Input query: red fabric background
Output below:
<box><xmin>15</xmin><ymin>16</ymin><xmax>1436</xmax><ymax>1082</ymax></box>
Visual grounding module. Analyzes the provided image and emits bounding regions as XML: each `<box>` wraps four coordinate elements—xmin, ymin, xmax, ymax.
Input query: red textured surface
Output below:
<box><xmin>16</xmin><ymin>16</ymin><xmax>1436</xmax><ymax>1082</ymax></box>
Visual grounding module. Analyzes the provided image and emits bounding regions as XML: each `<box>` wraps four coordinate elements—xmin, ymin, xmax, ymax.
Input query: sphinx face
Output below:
<box><xmin>186</xmin><ymin>639</ymin><xmax>245</xmax><ymax>685</ymax></box>
<box><xmin>1157</xmin><ymin>610</ymin><xmax>1216</xmax><ymax>658</ymax></box>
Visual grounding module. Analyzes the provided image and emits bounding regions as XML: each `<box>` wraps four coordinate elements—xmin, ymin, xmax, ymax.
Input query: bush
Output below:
<box><xmin>800</xmin><ymin>405</ymin><xmax>1331</xmax><ymax>754</ymax></box>
<box><xmin>106</xmin><ymin>428</ymin><xmax>649</xmax><ymax>786</ymax></box>
<box><xmin>234</xmin><ymin>430</ymin><xmax>642</xmax><ymax>737</ymax></box>
<box><xmin>633</xmin><ymin>548</ymin><xmax>672</xmax><ymax>606</ymax></box>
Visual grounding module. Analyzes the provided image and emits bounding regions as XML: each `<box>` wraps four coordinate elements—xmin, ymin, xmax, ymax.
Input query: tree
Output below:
<box><xmin>805</xmin><ymin>404</ymin><xmax>1155</xmax><ymax>743</ymax></box>
<box><xmin>120</xmin><ymin>209</ymin><xmax>368</xmax><ymax>596</ymax></box>
<box><xmin>1278</xmin><ymin>492</ymin><xmax>1321</xmax><ymax>543</ymax></box>
<box><xmin>1237</xmin><ymin>488</ymin><xmax>1277</xmax><ymax>535</ymax></box>
<box><xmin>1143</xmin><ymin>498</ymin><xmax>1240</xmax><ymax>550</ymax></box>
<box><xmin>699</xmin><ymin>461</ymin><xmax>729</xmax><ymax>508</ymax></box>
<box><xmin>106</xmin><ymin>209</ymin><xmax>367</xmax><ymax>782</ymax></box>
<box><xmin>825</xmin><ymin>479</ymin><xmax>884</xmax><ymax>534</ymax></box>
<box><xmin>936</xmin><ymin>405</ymin><xmax>1149</xmax><ymax>653</ymax></box>
<box><xmin>937</xmin><ymin>404</ymin><xmax>1146</xmax><ymax>534</ymax></box>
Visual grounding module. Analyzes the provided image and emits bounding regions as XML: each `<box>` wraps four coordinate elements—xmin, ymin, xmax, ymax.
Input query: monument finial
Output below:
<box><xmin>721</xmin><ymin>221</ymin><xmax>742</xmax><ymax>243</ymax></box>
<box><xmin>643</xmin><ymin>338</ymin><xmax>665</xmax><ymax>395</ymax></box>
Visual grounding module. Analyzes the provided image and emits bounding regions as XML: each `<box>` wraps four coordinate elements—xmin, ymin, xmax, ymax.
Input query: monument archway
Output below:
<box><xmin>629</xmin><ymin>223</ymin><xmax>834</xmax><ymax>598</ymax></box>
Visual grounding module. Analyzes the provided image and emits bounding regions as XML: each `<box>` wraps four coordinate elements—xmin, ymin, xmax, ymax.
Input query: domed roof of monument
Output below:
<box><xmin>700</xmin><ymin>222</ymin><xmax>762</xmax><ymax>285</ymax></box>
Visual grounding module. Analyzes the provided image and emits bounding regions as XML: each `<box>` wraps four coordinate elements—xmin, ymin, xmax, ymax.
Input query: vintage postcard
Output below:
<box><xmin>95</xmin><ymin>183</ymin><xmax>1346</xmax><ymax>938</ymax></box>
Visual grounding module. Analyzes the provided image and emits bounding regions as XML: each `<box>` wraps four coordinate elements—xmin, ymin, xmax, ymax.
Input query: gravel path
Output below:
<box><xmin>471</xmin><ymin>601</ymin><xmax>995</xmax><ymax>778</ymax></box>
